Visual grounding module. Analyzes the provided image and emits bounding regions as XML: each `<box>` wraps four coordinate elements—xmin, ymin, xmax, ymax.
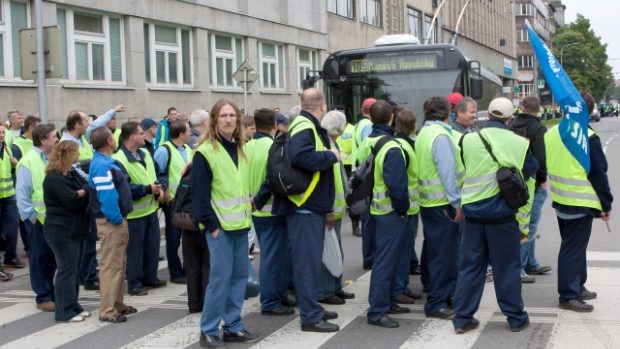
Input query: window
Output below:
<box><xmin>144</xmin><ymin>23</ymin><xmax>192</xmax><ymax>86</ymax></box>
<box><xmin>328</xmin><ymin>0</ymin><xmax>353</xmax><ymax>19</ymax></box>
<box><xmin>518</xmin><ymin>29</ymin><xmax>529</xmax><ymax>42</ymax></box>
<box><xmin>518</xmin><ymin>55</ymin><xmax>534</xmax><ymax>68</ymax></box>
<box><xmin>360</xmin><ymin>0</ymin><xmax>381</xmax><ymax>27</ymax></box>
<box><xmin>407</xmin><ymin>8</ymin><xmax>422</xmax><ymax>40</ymax></box>
<box><xmin>390</xmin><ymin>0</ymin><xmax>399</xmax><ymax>33</ymax></box>
<box><xmin>259</xmin><ymin>42</ymin><xmax>285</xmax><ymax>90</ymax></box>
<box><xmin>297</xmin><ymin>48</ymin><xmax>317</xmax><ymax>90</ymax></box>
<box><xmin>424</xmin><ymin>14</ymin><xmax>437</xmax><ymax>44</ymax></box>
<box><xmin>209</xmin><ymin>34</ymin><xmax>244</xmax><ymax>87</ymax></box>
<box><xmin>0</xmin><ymin>0</ymin><xmax>30</xmax><ymax>80</ymax></box>
<box><xmin>516</xmin><ymin>3</ymin><xmax>533</xmax><ymax>16</ymax></box>
<box><xmin>57</xmin><ymin>8</ymin><xmax>125</xmax><ymax>83</ymax></box>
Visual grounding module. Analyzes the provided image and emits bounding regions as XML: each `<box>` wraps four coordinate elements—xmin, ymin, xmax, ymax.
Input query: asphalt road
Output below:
<box><xmin>0</xmin><ymin>117</ymin><xmax>619</xmax><ymax>348</ymax></box>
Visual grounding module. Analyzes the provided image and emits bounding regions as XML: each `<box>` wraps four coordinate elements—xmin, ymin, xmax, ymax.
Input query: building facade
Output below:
<box><xmin>0</xmin><ymin>0</ymin><xmax>327</xmax><ymax>124</ymax></box>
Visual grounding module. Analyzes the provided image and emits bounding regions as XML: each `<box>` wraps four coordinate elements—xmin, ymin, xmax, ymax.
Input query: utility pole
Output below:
<box><xmin>34</xmin><ymin>0</ymin><xmax>47</xmax><ymax>122</ymax></box>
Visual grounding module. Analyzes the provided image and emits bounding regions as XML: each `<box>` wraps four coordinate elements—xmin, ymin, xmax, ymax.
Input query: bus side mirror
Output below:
<box><xmin>470</xmin><ymin>77</ymin><xmax>483</xmax><ymax>99</ymax></box>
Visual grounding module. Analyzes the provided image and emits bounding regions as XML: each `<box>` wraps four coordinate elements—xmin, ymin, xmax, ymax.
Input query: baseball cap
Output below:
<box><xmin>140</xmin><ymin>118</ymin><xmax>158</xmax><ymax>130</ymax></box>
<box><xmin>488</xmin><ymin>97</ymin><xmax>514</xmax><ymax>119</ymax></box>
<box><xmin>362</xmin><ymin>98</ymin><xmax>377</xmax><ymax>109</ymax></box>
<box><xmin>447</xmin><ymin>92</ymin><xmax>464</xmax><ymax>109</ymax></box>
<box><xmin>276</xmin><ymin>113</ymin><xmax>289</xmax><ymax>125</ymax></box>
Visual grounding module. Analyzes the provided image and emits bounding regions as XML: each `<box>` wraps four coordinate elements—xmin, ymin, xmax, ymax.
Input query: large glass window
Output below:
<box><xmin>297</xmin><ymin>48</ymin><xmax>318</xmax><ymax>90</ymax></box>
<box><xmin>57</xmin><ymin>7</ymin><xmax>125</xmax><ymax>83</ymax></box>
<box><xmin>518</xmin><ymin>29</ymin><xmax>529</xmax><ymax>42</ymax></box>
<box><xmin>360</xmin><ymin>0</ymin><xmax>381</xmax><ymax>27</ymax></box>
<box><xmin>390</xmin><ymin>0</ymin><xmax>399</xmax><ymax>33</ymax></box>
<box><xmin>259</xmin><ymin>42</ymin><xmax>285</xmax><ymax>90</ymax></box>
<box><xmin>209</xmin><ymin>34</ymin><xmax>244</xmax><ymax>87</ymax></box>
<box><xmin>144</xmin><ymin>23</ymin><xmax>192</xmax><ymax>86</ymax></box>
<box><xmin>407</xmin><ymin>8</ymin><xmax>422</xmax><ymax>40</ymax></box>
<box><xmin>516</xmin><ymin>3</ymin><xmax>533</xmax><ymax>16</ymax></box>
<box><xmin>327</xmin><ymin>0</ymin><xmax>353</xmax><ymax>19</ymax></box>
<box><xmin>518</xmin><ymin>55</ymin><xmax>534</xmax><ymax>68</ymax></box>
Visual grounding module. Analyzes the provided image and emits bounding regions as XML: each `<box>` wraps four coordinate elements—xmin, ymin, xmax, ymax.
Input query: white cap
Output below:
<box><xmin>488</xmin><ymin>97</ymin><xmax>514</xmax><ymax>119</ymax></box>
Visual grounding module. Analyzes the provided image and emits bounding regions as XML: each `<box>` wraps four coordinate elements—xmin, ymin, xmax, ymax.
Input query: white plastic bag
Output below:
<box><xmin>322</xmin><ymin>227</ymin><xmax>343</xmax><ymax>277</ymax></box>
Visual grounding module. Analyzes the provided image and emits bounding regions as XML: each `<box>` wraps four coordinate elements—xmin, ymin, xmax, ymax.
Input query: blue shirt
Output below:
<box><xmin>86</xmin><ymin>109</ymin><xmax>117</xmax><ymax>141</ymax></box>
<box><xmin>15</xmin><ymin>147</ymin><xmax>48</xmax><ymax>222</ymax></box>
<box><xmin>426</xmin><ymin>120</ymin><xmax>461</xmax><ymax>208</ymax></box>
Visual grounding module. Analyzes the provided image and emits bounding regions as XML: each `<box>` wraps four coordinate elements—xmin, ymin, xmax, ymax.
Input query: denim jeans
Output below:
<box><xmin>520</xmin><ymin>186</ymin><xmax>548</xmax><ymax>273</ymax></box>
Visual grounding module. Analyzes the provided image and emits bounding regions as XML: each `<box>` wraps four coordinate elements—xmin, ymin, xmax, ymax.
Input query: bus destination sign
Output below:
<box><xmin>347</xmin><ymin>54</ymin><xmax>438</xmax><ymax>74</ymax></box>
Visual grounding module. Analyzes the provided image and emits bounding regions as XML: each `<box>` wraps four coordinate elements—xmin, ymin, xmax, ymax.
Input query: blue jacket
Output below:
<box><xmin>463</xmin><ymin>119</ymin><xmax>539</xmax><ymax>220</ymax></box>
<box><xmin>273</xmin><ymin>110</ymin><xmax>338</xmax><ymax>215</ymax></box>
<box><xmin>370</xmin><ymin>124</ymin><xmax>409</xmax><ymax>215</ymax></box>
<box><xmin>154</xmin><ymin>118</ymin><xmax>171</xmax><ymax>150</ymax></box>
<box><xmin>87</xmin><ymin>152</ymin><xmax>133</xmax><ymax>225</ymax></box>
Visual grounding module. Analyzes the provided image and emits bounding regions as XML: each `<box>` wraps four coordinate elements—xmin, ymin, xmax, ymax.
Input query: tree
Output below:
<box><xmin>551</xmin><ymin>14</ymin><xmax>613</xmax><ymax>101</ymax></box>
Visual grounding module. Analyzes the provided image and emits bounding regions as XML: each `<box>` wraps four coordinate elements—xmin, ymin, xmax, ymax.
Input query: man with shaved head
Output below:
<box><xmin>272</xmin><ymin>88</ymin><xmax>341</xmax><ymax>333</ymax></box>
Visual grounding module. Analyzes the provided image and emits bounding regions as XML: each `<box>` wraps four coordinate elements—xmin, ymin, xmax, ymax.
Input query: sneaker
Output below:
<box><xmin>200</xmin><ymin>333</ymin><xmax>227</xmax><ymax>348</ymax></box>
<box><xmin>222</xmin><ymin>329</ymin><xmax>259</xmax><ymax>343</ymax></box>
<box><xmin>69</xmin><ymin>315</ymin><xmax>85</xmax><ymax>323</ymax></box>
<box><xmin>301</xmin><ymin>320</ymin><xmax>339</xmax><ymax>332</ymax></box>
<box><xmin>521</xmin><ymin>274</ymin><xmax>535</xmax><ymax>284</ymax></box>
<box><xmin>580</xmin><ymin>288</ymin><xmax>597</xmax><ymax>300</ymax></box>
<box><xmin>79</xmin><ymin>311</ymin><xmax>92</xmax><ymax>318</ymax></box>
<box><xmin>36</xmin><ymin>301</ymin><xmax>55</xmax><ymax>312</ymax></box>
<box><xmin>527</xmin><ymin>265</ymin><xmax>552</xmax><ymax>275</ymax></box>
<box><xmin>559</xmin><ymin>299</ymin><xmax>594</xmax><ymax>312</ymax></box>
<box><xmin>129</xmin><ymin>288</ymin><xmax>148</xmax><ymax>296</ymax></box>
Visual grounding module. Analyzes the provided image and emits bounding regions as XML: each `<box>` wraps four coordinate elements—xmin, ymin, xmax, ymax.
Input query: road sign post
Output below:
<box><xmin>232</xmin><ymin>60</ymin><xmax>259</xmax><ymax>112</ymax></box>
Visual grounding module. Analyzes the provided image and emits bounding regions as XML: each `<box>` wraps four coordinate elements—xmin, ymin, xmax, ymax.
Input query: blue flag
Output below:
<box><xmin>525</xmin><ymin>20</ymin><xmax>590</xmax><ymax>173</ymax></box>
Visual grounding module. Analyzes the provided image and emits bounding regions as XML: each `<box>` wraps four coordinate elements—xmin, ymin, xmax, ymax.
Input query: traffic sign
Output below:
<box><xmin>236</xmin><ymin>70</ymin><xmax>259</xmax><ymax>89</ymax></box>
<box><xmin>232</xmin><ymin>60</ymin><xmax>259</xmax><ymax>111</ymax></box>
<box><xmin>513</xmin><ymin>86</ymin><xmax>522</xmax><ymax>93</ymax></box>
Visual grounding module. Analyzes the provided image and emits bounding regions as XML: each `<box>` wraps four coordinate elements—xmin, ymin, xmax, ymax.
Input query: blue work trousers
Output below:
<box><xmin>45</xmin><ymin>235</ymin><xmax>85</xmax><ymax>321</ymax></box>
<box><xmin>557</xmin><ymin>215</ymin><xmax>592</xmax><ymax>302</ymax></box>
<box><xmin>79</xmin><ymin>212</ymin><xmax>99</xmax><ymax>283</ymax></box>
<box><xmin>163</xmin><ymin>203</ymin><xmax>184</xmax><ymax>279</ymax></box>
<box><xmin>287</xmin><ymin>211</ymin><xmax>326</xmax><ymax>325</ymax></box>
<box><xmin>0</xmin><ymin>196</ymin><xmax>19</xmax><ymax>262</ymax></box>
<box><xmin>318</xmin><ymin>219</ymin><xmax>344</xmax><ymax>299</ymax></box>
<box><xmin>393</xmin><ymin>214</ymin><xmax>418</xmax><ymax>295</ymax></box>
<box><xmin>420</xmin><ymin>206</ymin><xmax>458</xmax><ymax>315</ymax></box>
<box><xmin>453</xmin><ymin>218</ymin><xmax>528</xmax><ymax>329</ymax></box>
<box><xmin>200</xmin><ymin>229</ymin><xmax>248</xmax><ymax>336</ymax></box>
<box><xmin>25</xmin><ymin>220</ymin><xmax>56</xmax><ymax>303</ymax></box>
<box><xmin>254</xmin><ymin>215</ymin><xmax>289</xmax><ymax>311</ymax></box>
<box><xmin>126</xmin><ymin>213</ymin><xmax>161</xmax><ymax>291</ymax></box>
<box><xmin>361</xmin><ymin>212</ymin><xmax>375</xmax><ymax>268</ymax></box>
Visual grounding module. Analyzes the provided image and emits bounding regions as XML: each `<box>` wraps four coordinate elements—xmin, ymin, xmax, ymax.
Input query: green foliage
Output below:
<box><xmin>551</xmin><ymin>14</ymin><xmax>613</xmax><ymax>101</ymax></box>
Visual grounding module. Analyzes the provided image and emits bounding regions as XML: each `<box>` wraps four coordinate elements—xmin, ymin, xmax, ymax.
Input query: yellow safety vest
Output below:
<box><xmin>367</xmin><ymin>136</ymin><xmax>405</xmax><ymax>215</ymax></box>
<box><xmin>112</xmin><ymin>148</ymin><xmax>158</xmax><ymax>219</ymax></box>
<box><xmin>245</xmin><ymin>136</ymin><xmax>274</xmax><ymax>217</ymax></box>
<box><xmin>395</xmin><ymin>137</ymin><xmax>420</xmax><ymax>215</ymax></box>
<box><xmin>61</xmin><ymin>134</ymin><xmax>94</xmax><ymax>161</ymax></box>
<box><xmin>17</xmin><ymin>149</ymin><xmax>46</xmax><ymax>223</ymax></box>
<box><xmin>352</xmin><ymin>118</ymin><xmax>372</xmax><ymax>168</ymax></box>
<box><xmin>0</xmin><ymin>146</ymin><xmax>15</xmax><ymax>199</ymax></box>
<box><xmin>12</xmin><ymin>136</ymin><xmax>33</xmax><ymax>158</ymax></box>
<box><xmin>336</xmin><ymin>123</ymin><xmax>355</xmax><ymax>166</ymax></box>
<box><xmin>333</xmin><ymin>162</ymin><xmax>347</xmax><ymax>220</ymax></box>
<box><xmin>545</xmin><ymin>126</ymin><xmax>602</xmax><ymax>211</ymax></box>
<box><xmin>287</xmin><ymin>115</ymin><xmax>322</xmax><ymax>207</ymax></box>
<box><xmin>161</xmin><ymin>141</ymin><xmax>192</xmax><ymax>199</ymax></box>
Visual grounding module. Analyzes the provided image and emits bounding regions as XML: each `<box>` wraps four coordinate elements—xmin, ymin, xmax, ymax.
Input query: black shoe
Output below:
<box><xmin>301</xmin><ymin>320</ymin><xmax>339</xmax><ymax>332</ymax></box>
<box><xmin>171</xmin><ymin>277</ymin><xmax>187</xmax><ymax>284</ymax></box>
<box><xmin>144</xmin><ymin>279</ymin><xmax>167</xmax><ymax>289</ymax></box>
<box><xmin>368</xmin><ymin>315</ymin><xmax>399</xmax><ymax>328</ymax></box>
<box><xmin>394</xmin><ymin>294</ymin><xmax>415</xmax><ymax>305</ymax></box>
<box><xmin>510</xmin><ymin>318</ymin><xmax>530</xmax><ymax>332</ymax></box>
<box><xmin>526</xmin><ymin>265</ymin><xmax>552</xmax><ymax>275</ymax></box>
<box><xmin>580</xmin><ymin>288</ymin><xmax>598</xmax><ymax>300</ymax></box>
<box><xmin>129</xmin><ymin>288</ymin><xmax>148</xmax><ymax>296</ymax></box>
<box><xmin>99</xmin><ymin>314</ymin><xmax>127</xmax><ymax>323</ymax></box>
<box><xmin>427</xmin><ymin>308</ymin><xmax>454</xmax><ymax>319</ymax></box>
<box><xmin>282</xmin><ymin>296</ymin><xmax>297</xmax><ymax>308</ymax></box>
<box><xmin>335</xmin><ymin>290</ymin><xmax>355</xmax><ymax>299</ymax></box>
<box><xmin>388</xmin><ymin>304</ymin><xmax>411</xmax><ymax>314</ymax></box>
<box><xmin>261</xmin><ymin>306</ymin><xmax>294</xmax><ymax>316</ymax></box>
<box><xmin>410</xmin><ymin>265</ymin><xmax>421</xmax><ymax>275</ymax></box>
<box><xmin>222</xmin><ymin>329</ymin><xmax>259</xmax><ymax>343</ymax></box>
<box><xmin>455</xmin><ymin>319</ymin><xmax>480</xmax><ymax>334</ymax></box>
<box><xmin>403</xmin><ymin>288</ymin><xmax>422</xmax><ymax>299</ymax></box>
<box><xmin>322</xmin><ymin>309</ymin><xmax>338</xmax><ymax>320</ymax></box>
<box><xmin>200</xmin><ymin>333</ymin><xmax>227</xmax><ymax>348</ymax></box>
<box><xmin>189</xmin><ymin>308</ymin><xmax>202</xmax><ymax>314</ymax></box>
<box><xmin>4</xmin><ymin>258</ymin><xmax>25</xmax><ymax>268</ymax></box>
<box><xmin>83</xmin><ymin>281</ymin><xmax>100</xmax><ymax>291</ymax></box>
<box><xmin>158</xmin><ymin>256</ymin><xmax>164</xmax><ymax>261</ymax></box>
<box><xmin>352</xmin><ymin>227</ymin><xmax>362</xmax><ymax>237</ymax></box>
<box><xmin>559</xmin><ymin>299</ymin><xmax>594</xmax><ymax>312</ymax></box>
<box><xmin>319</xmin><ymin>295</ymin><xmax>345</xmax><ymax>305</ymax></box>
<box><xmin>363</xmin><ymin>263</ymin><xmax>372</xmax><ymax>270</ymax></box>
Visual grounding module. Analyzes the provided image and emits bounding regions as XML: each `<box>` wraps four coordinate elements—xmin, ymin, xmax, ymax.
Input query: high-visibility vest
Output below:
<box><xmin>245</xmin><ymin>136</ymin><xmax>273</xmax><ymax>217</ymax></box>
<box><xmin>5</xmin><ymin>131</ymin><xmax>13</xmax><ymax>148</ymax></box>
<box><xmin>0</xmin><ymin>145</ymin><xmax>15</xmax><ymax>199</ymax></box>
<box><xmin>196</xmin><ymin>141</ymin><xmax>252</xmax><ymax>231</ymax></box>
<box><xmin>336</xmin><ymin>123</ymin><xmax>355</xmax><ymax>166</ymax></box>
<box><xmin>352</xmin><ymin>118</ymin><xmax>372</xmax><ymax>168</ymax></box>
<box><xmin>366</xmin><ymin>136</ymin><xmax>405</xmax><ymax>215</ymax></box>
<box><xmin>333</xmin><ymin>162</ymin><xmax>346</xmax><ymax>220</ymax></box>
<box><xmin>112</xmin><ymin>129</ymin><xmax>122</xmax><ymax>147</ymax></box>
<box><xmin>460</xmin><ymin>128</ymin><xmax>529</xmax><ymax>205</ymax></box>
<box><xmin>287</xmin><ymin>115</ymin><xmax>322</xmax><ymax>207</ymax></box>
<box><xmin>161</xmin><ymin>141</ymin><xmax>192</xmax><ymax>199</ymax></box>
<box><xmin>395</xmin><ymin>137</ymin><xmax>420</xmax><ymax>215</ymax></box>
<box><xmin>516</xmin><ymin>178</ymin><xmax>536</xmax><ymax>235</ymax></box>
<box><xmin>415</xmin><ymin>123</ymin><xmax>465</xmax><ymax>207</ymax></box>
<box><xmin>112</xmin><ymin>148</ymin><xmax>158</xmax><ymax>219</ymax></box>
<box><xmin>12</xmin><ymin>136</ymin><xmax>33</xmax><ymax>158</ymax></box>
<box><xmin>61</xmin><ymin>134</ymin><xmax>94</xmax><ymax>161</ymax></box>
<box><xmin>545</xmin><ymin>126</ymin><xmax>602</xmax><ymax>211</ymax></box>
<box><xmin>17</xmin><ymin>149</ymin><xmax>46</xmax><ymax>223</ymax></box>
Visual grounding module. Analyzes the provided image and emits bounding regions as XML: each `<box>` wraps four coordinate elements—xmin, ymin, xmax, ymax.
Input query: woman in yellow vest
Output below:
<box><xmin>192</xmin><ymin>99</ymin><xmax>258</xmax><ymax>346</ymax></box>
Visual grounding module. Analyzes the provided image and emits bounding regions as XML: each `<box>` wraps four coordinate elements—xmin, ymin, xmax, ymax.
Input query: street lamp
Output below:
<box><xmin>560</xmin><ymin>42</ymin><xmax>580</xmax><ymax>67</ymax></box>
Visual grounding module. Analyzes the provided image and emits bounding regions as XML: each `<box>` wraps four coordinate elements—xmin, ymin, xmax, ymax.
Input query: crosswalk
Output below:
<box><xmin>0</xmin><ymin>261</ymin><xmax>619</xmax><ymax>349</ymax></box>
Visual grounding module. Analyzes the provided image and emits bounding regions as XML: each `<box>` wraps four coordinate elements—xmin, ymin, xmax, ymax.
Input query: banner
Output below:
<box><xmin>525</xmin><ymin>20</ymin><xmax>590</xmax><ymax>173</ymax></box>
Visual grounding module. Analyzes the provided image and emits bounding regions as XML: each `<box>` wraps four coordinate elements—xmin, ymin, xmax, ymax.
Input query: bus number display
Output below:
<box><xmin>347</xmin><ymin>54</ymin><xmax>438</xmax><ymax>74</ymax></box>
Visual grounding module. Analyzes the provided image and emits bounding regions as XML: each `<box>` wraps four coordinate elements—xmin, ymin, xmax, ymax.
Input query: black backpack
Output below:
<box><xmin>346</xmin><ymin>136</ymin><xmax>392</xmax><ymax>216</ymax></box>
<box><xmin>171</xmin><ymin>163</ymin><xmax>199</xmax><ymax>231</ymax></box>
<box><xmin>267</xmin><ymin>122</ymin><xmax>314</xmax><ymax>197</ymax></box>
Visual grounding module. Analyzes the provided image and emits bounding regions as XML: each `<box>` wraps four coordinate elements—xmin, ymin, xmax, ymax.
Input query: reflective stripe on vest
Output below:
<box><xmin>516</xmin><ymin>178</ymin><xmax>535</xmax><ymax>235</ymax></box>
<box><xmin>0</xmin><ymin>147</ymin><xmax>15</xmax><ymax>198</ymax></box>
<box><xmin>245</xmin><ymin>136</ymin><xmax>274</xmax><ymax>217</ymax></box>
<box><xmin>287</xmin><ymin>116</ymin><xmax>323</xmax><ymax>207</ymax></box>
<box><xmin>336</xmin><ymin>123</ymin><xmax>355</xmax><ymax>166</ymax></box>
<box><xmin>545</xmin><ymin>126</ymin><xmax>602</xmax><ymax>211</ymax></box>
<box><xmin>333</xmin><ymin>163</ymin><xmax>346</xmax><ymax>220</ymax></box>
<box><xmin>16</xmin><ymin>149</ymin><xmax>46</xmax><ymax>223</ymax></box>
<box><xmin>369</xmin><ymin>137</ymin><xmax>404</xmax><ymax>215</ymax></box>
<box><xmin>395</xmin><ymin>137</ymin><xmax>420</xmax><ymax>215</ymax></box>
<box><xmin>197</xmin><ymin>141</ymin><xmax>252</xmax><ymax>231</ymax></box>
<box><xmin>112</xmin><ymin>149</ymin><xmax>158</xmax><ymax>219</ymax></box>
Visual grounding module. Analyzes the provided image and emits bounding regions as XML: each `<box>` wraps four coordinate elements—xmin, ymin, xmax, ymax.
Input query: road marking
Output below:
<box><xmin>0</xmin><ymin>303</ymin><xmax>40</xmax><ymax>327</ymax></box>
<box><xmin>602</xmin><ymin>132</ymin><xmax>620</xmax><ymax>154</ymax></box>
<box><xmin>586</xmin><ymin>251</ymin><xmax>620</xmax><ymax>262</ymax></box>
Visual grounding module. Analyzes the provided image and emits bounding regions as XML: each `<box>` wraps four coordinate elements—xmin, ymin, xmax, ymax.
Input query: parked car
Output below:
<box><xmin>590</xmin><ymin>103</ymin><xmax>600</xmax><ymax>122</ymax></box>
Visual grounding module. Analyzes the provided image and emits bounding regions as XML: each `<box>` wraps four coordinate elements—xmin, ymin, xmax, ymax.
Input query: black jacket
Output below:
<box><xmin>510</xmin><ymin>113</ymin><xmax>547</xmax><ymax>185</ymax></box>
<box><xmin>43</xmin><ymin>169</ymin><xmax>90</xmax><ymax>241</ymax></box>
